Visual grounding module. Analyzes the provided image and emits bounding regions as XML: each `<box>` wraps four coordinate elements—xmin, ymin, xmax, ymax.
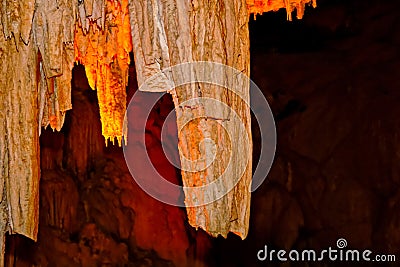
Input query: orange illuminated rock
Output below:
<box><xmin>247</xmin><ymin>0</ymin><xmax>316</xmax><ymax>20</ymax></box>
<box><xmin>128</xmin><ymin>0</ymin><xmax>252</xmax><ymax>239</ymax></box>
<box><xmin>75</xmin><ymin>0</ymin><xmax>132</xmax><ymax>146</ymax></box>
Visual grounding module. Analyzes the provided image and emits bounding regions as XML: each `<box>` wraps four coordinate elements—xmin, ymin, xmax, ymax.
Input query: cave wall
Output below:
<box><xmin>213</xmin><ymin>0</ymin><xmax>400</xmax><ymax>266</ymax></box>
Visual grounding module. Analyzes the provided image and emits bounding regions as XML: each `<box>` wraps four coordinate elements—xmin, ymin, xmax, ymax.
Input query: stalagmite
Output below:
<box><xmin>74</xmin><ymin>0</ymin><xmax>132</xmax><ymax>146</ymax></box>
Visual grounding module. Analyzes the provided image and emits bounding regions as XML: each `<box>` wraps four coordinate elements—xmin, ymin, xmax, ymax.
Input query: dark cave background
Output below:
<box><xmin>4</xmin><ymin>0</ymin><xmax>400</xmax><ymax>266</ymax></box>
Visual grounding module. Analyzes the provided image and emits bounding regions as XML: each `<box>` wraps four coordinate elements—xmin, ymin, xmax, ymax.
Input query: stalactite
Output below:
<box><xmin>0</xmin><ymin>1</ymin><xmax>132</xmax><ymax>261</ymax></box>
<box><xmin>0</xmin><ymin>1</ymin><xmax>77</xmax><ymax>264</ymax></box>
<box><xmin>0</xmin><ymin>0</ymin><xmax>40</xmax><ymax>250</ymax></box>
<box><xmin>129</xmin><ymin>0</ymin><xmax>252</xmax><ymax>239</ymax></box>
<box><xmin>34</xmin><ymin>0</ymin><xmax>76</xmax><ymax>133</ymax></box>
<box><xmin>246</xmin><ymin>0</ymin><xmax>316</xmax><ymax>20</ymax></box>
<box><xmin>74</xmin><ymin>0</ymin><xmax>132</xmax><ymax>146</ymax></box>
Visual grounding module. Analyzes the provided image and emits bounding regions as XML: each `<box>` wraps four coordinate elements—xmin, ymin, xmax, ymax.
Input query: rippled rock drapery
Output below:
<box><xmin>34</xmin><ymin>0</ymin><xmax>75</xmax><ymax>133</ymax></box>
<box><xmin>128</xmin><ymin>0</ymin><xmax>253</xmax><ymax>239</ymax></box>
<box><xmin>0</xmin><ymin>5</ymin><xmax>39</xmax><ymax>259</ymax></box>
<box><xmin>74</xmin><ymin>0</ymin><xmax>132</xmax><ymax>146</ymax></box>
<box><xmin>0</xmin><ymin>0</ymin><xmax>79</xmax><ymax>262</ymax></box>
<box><xmin>0</xmin><ymin>1</ymin><xmax>131</xmax><ymax>259</ymax></box>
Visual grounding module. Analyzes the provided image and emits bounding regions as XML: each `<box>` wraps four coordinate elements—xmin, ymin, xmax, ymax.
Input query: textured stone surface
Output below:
<box><xmin>129</xmin><ymin>0</ymin><xmax>253</xmax><ymax>239</ymax></box>
<box><xmin>2</xmin><ymin>0</ymin><xmax>400</xmax><ymax>266</ymax></box>
<box><xmin>0</xmin><ymin>8</ymin><xmax>39</xmax><ymax>244</ymax></box>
